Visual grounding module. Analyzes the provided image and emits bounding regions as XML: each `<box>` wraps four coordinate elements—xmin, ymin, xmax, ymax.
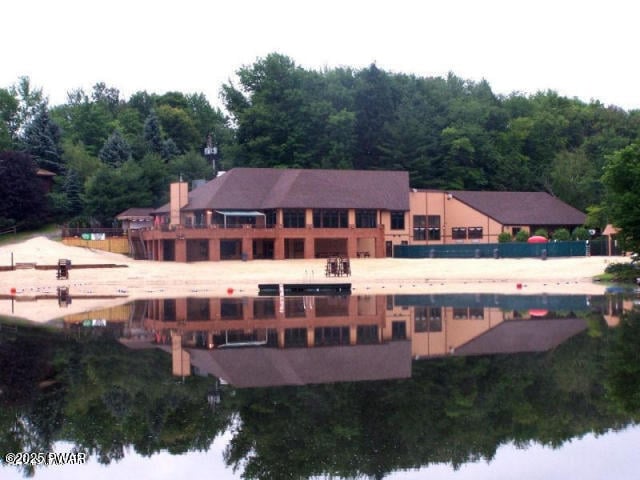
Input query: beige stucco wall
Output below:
<box><xmin>405</xmin><ymin>191</ymin><xmax>504</xmax><ymax>245</ymax></box>
<box><xmin>443</xmin><ymin>196</ymin><xmax>504</xmax><ymax>243</ymax></box>
<box><xmin>385</xmin><ymin>305</ymin><xmax>507</xmax><ymax>357</ymax></box>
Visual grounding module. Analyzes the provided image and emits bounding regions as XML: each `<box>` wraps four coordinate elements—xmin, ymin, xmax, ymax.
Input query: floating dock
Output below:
<box><xmin>258</xmin><ymin>283</ymin><xmax>351</xmax><ymax>296</ymax></box>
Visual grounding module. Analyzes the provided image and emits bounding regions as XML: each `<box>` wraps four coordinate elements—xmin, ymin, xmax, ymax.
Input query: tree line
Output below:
<box><xmin>1</xmin><ymin>53</ymin><xmax>640</xmax><ymax>248</ymax></box>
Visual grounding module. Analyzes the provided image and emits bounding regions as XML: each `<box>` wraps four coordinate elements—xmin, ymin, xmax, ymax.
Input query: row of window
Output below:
<box><xmin>413</xmin><ymin>215</ymin><xmax>441</xmax><ymax>240</ymax></box>
<box><xmin>284</xmin><ymin>209</ymin><xmax>385</xmax><ymax>228</ymax></box>
<box><xmin>452</xmin><ymin>226</ymin><xmax>483</xmax><ymax>240</ymax></box>
<box><xmin>413</xmin><ymin>216</ymin><xmax>483</xmax><ymax>240</ymax></box>
<box><xmin>193</xmin><ymin>209</ymin><xmax>484</xmax><ymax>240</ymax></box>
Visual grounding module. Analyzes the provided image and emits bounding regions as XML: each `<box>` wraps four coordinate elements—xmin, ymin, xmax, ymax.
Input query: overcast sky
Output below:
<box><xmin>3</xmin><ymin>0</ymin><xmax>639</xmax><ymax>111</ymax></box>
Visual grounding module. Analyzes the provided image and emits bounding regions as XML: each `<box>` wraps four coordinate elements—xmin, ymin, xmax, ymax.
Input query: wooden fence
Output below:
<box><xmin>62</xmin><ymin>236</ymin><xmax>130</xmax><ymax>254</ymax></box>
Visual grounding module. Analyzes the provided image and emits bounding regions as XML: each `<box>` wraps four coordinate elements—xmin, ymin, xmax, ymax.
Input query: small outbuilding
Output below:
<box><xmin>116</xmin><ymin>208</ymin><xmax>154</xmax><ymax>232</ymax></box>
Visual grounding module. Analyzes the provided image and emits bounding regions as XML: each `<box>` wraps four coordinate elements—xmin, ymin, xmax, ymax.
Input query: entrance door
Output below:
<box><xmin>385</xmin><ymin>241</ymin><xmax>393</xmax><ymax>257</ymax></box>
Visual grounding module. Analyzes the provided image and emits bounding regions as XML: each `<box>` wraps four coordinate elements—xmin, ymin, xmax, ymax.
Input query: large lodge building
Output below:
<box><xmin>135</xmin><ymin>168</ymin><xmax>586</xmax><ymax>262</ymax></box>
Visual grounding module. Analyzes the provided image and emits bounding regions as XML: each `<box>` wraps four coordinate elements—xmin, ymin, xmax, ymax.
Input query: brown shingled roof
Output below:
<box><xmin>451</xmin><ymin>191</ymin><xmax>586</xmax><ymax>225</ymax></box>
<box><xmin>158</xmin><ymin>168</ymin><xmax>410</xmax><ymax>213</ymax></box>
<box><xmin>453</xmin><ymin>318</ymin><xmax>587</xmax><ymax>356</ymax></box>
<box><xmin>188</xmin><ymin>341</ymin><xmax>412</xmax><ymax>387</ymax></box>
<box><xmin>116</xmin><ymin>208</ymin><xmax>154</xmax><ymax>220</ymax></box>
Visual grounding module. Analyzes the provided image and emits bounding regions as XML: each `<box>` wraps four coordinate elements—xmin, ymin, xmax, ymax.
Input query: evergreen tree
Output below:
<box><xmin>20</xmin><ymin>104</ymin><xmax>64</xmax><ymax>174</ymax></box>
<box><xmin>99</xmin><ymin>130</ymin><xmax>132</xmax><ymax>166</ymax></box>
<box><xmin>64</xmin><ymin>168</ymin><xmax>84</xmax><ymax>216</ymax></box>
<box><xmin>84</xmin><ymin>162</ymin><xmax>153</xmax><ymax>225</ymax></box>
<box><xmin>0</xmin><ymin>151</ymin><xmax>47</xmax><ymax>227</ymax></box>
<box><xmin>143</xmin><ymin>110</ymin><xmax>163</xmax><ymax>155</ymax></box>
<box><xmin>161</xmin><ymin>138</ymin><xmax>179</xmax><ymax>160</ymax></box>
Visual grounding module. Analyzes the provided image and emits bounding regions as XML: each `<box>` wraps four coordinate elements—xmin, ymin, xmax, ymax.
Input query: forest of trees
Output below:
<box><xmin>1</xmin><ymin>53</ymin><xmax>640</xmax><ymax>247</ymax></box>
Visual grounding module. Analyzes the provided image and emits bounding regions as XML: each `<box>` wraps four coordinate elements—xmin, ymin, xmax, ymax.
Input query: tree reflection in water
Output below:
<box><xmin>1</xmin><ymin>296</ymin><xmax>639</xmax><ymax>479</ymax></box>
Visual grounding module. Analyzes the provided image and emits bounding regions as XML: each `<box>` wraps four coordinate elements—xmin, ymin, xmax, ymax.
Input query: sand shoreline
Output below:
<box><xmin>0</xmin><ymin>236</ymin><xmax>625</xmax><ymax>321</ymax></box>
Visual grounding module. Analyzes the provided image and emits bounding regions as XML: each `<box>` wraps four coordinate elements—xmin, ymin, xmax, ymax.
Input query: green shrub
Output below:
<box><xmin>604</xmin><ymin>262</ymin><xmax>639</xmax><ymax>283</ymax></box>
<box><xmin>515</xmin><ymin>230</ymin><xmax>530</xmax><ymax>242</ymax></box>
<box><xmin>552</xmin><ymin>228</ymin><xmax>571</xmax><ymax>241</ymax></box>
<box><xmin>572</xmin><ymin>226</ymin><xmax>590</xmax><ymax>241</ymax></box>
<box><xmin>497</xmin><ymin>232</ymin><xmax>512</xmax><ymax>243</ymax></box>
<box><xmin>533</xmin><ymin>228</ymin><xmax>549</xmax><ymax>238</ymax></box>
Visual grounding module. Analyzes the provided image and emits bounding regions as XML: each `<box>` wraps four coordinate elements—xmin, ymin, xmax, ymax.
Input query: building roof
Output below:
<box><xmin>156</xmin><ymin>168</ymin><xmax>410</xmax><ymax>213</ymax></box>
<box><xmin>187</xmin><ymin>341</ymin><xmax>412</xmax><ymax>387</ymax></box>
<box><xmin>116</xmin><ymin>208</ymin><xmax>154</xmax><ymax>220</ymax></box>
<box><xmin>453</xmin><ymin>318</ymin><xmax>587</xmax><ymax>356</ymax></box>
<box><xmin>450</xmin><ymin>191</ymin><xmax>586</xmax><ymax>226</ymax></box>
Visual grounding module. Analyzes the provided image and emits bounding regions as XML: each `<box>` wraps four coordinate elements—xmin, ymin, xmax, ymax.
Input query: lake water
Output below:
<box><xmin>2</xmin><ymin>292</ymin><xmax>640</xmax><ymax>479</ymax></box>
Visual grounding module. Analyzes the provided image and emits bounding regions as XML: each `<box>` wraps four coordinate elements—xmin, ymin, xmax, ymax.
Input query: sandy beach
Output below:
<box><xmin>0</xmin><ymin>236</ymin><xmax>625</xmax><ymax>322</ymax></box>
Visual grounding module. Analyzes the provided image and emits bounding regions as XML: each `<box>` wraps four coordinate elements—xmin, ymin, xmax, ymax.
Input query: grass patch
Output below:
<box><xmin>0</xmin><ymin>224</ymin><xmax>60</xmax><ymax>247</ymax></box>
<box><xmin>603</xmin><ymin>262</ymin><xmax>639</xmax><ymax>284</ymax></box>
<box><xmin>593</xmin><ymin>272</ymin><xmax>615</xmax><ymax>282</ymax></box>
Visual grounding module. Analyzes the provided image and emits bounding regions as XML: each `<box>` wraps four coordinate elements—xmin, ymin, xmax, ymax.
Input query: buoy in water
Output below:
<box><xmin>227</xmin><ymin>287</ymin><xmax>234</xmax><ymax>295</ymax></box>
<box><xmin>516</xmin><ymin>283</ymin><xmax>522</xmax><ymax>289</ymax></box>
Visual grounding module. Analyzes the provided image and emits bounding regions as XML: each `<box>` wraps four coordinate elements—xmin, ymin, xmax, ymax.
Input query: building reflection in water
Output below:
<box><xmin>60</xmin><ymin>293</ymin><xmax>633</xmax><ymax>387</ymax></box>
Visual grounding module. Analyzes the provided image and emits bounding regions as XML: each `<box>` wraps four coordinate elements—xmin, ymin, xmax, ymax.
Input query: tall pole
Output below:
<box><xmin>204</xmin><ymin>133</ymin><xmax>217</xmax><ymax>175</ymax></box>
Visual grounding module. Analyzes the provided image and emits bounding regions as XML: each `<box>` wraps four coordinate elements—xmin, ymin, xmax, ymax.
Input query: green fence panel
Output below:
<box><xmin>394</xmin><ymin>241</ymin><xmax>587</xmax><ymax>259</ymax></box>
<box><xmin>392</xmin><ymin>293</ymin><xmax>594</xmax><ymax>311</ymax></box>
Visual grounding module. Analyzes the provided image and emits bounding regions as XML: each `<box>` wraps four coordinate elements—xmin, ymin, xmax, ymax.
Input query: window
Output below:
<box><xmin>392</xmin><ymin>321</ymin><xmax>407</xmax><ymax>340</ymax></box>
<box><xmin>163</xmin><ymin>299</ymin><xmax>176</xmax><ymax>321</ymax></box>
<box><xmin>312</xmin><ymin>209</ymin><xmax>348</xmax><ymax>228</ymax></box>
<box><xmin>428</xmin><ymin>215</ymin><xmax>441</xmax><ymax>240</ymax></box>
<box><xmin>264</xmin><ymin>209</ymin><xmax>276</xmax><ymax>227</ymax></box>
<box><xmin>315</xmin><ymin>296</ymin><xmax>350</xmax><ymax>317</ymax></box>
<box><xmin>221</xmin><ymin>299</ymin><xmax>243</xmax><ymax>319</ymax></box>
<box><xmin>452</xmin><ymin>227</ymin><xmax>467</xmax><ymax>240</ymax></box>
<box><xmin>414</xmin><ymin>307</ymin><xmax>442</xmax><ymax>332</ymax></box>
<box><xmin>187</xmin><ymin>298</ymin><xmax>210</xmax><ymax>321</ymax></box>
<box><xmin>413</xmin><ymin>215</ymin><xmax>426</xmax><ymax>240</ymax></box>
<box><xmin>284</xmin><ymin>328</ymin><xmax>307</xmax><ymax>348</ymax></box>
<box><xmin>314</xmin><ymin>326</ymin><xmax>350</xmax><ymax>346</ymax></box>
<box><xmin>283</xmin><ymin>209</ymin><xmax>305</xmax><ymax>228</ymax></box>
<box><xmin>253</xmin><ymin>298</ymin><xmax>276</xmax><ymax>319</ymax></box>
<box><xmin>285</xmin><ymin>297</ymin><xmax>306</xmax><ymax>318</ymax></box>
<box><xmin>357</xmin><ymin>325</ymin><xmax>379</xmax><ymax>345</ymax></box>
<box><xmin>390</xmin><ymin>211</ymin><xmax>405</xmax><ymax>230</ymax></box>
<box><xmin>356</xmin><ymin>209</ymin><xmax>377</xmax><ymax>228</ymax></box>
<box><xmin>453</xmin><ymin>307</ymin><xmax>468</xmax><ymax>319</ymax></box>
<box><xmin>468</xmin><ymin>227</ymin><xmax>483</xmax><ymax>239</ymax></box>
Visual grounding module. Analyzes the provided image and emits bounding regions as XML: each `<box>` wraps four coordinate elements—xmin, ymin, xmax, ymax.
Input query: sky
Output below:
<box><xmin>3</xmin><ymin>426</ymin><xmax>640</xmax><ymax>480</ymax></box>
<box><xmin>3</xmin><ymin>0</ymin><xmax>639</xmax><ymax>112</ymax></box>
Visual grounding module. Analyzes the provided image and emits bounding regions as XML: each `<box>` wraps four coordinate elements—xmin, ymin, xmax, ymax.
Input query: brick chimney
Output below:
<box><xmin>170</xmin><ymin>181</ymin><xmax>189</xmax><ymax>225</ymax></box>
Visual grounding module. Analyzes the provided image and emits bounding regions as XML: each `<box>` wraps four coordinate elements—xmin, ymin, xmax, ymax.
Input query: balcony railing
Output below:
<box><xmin>150</xmin><ymin>223</ymin><xmax>385</xmax><ymax>231</ymax></box>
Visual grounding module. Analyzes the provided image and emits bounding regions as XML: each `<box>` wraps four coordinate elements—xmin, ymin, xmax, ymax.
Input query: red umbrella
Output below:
<box><xmin>527</xmin><ymin>235</ymin><xmax>548</xmax><ymax>243</ymax></box>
